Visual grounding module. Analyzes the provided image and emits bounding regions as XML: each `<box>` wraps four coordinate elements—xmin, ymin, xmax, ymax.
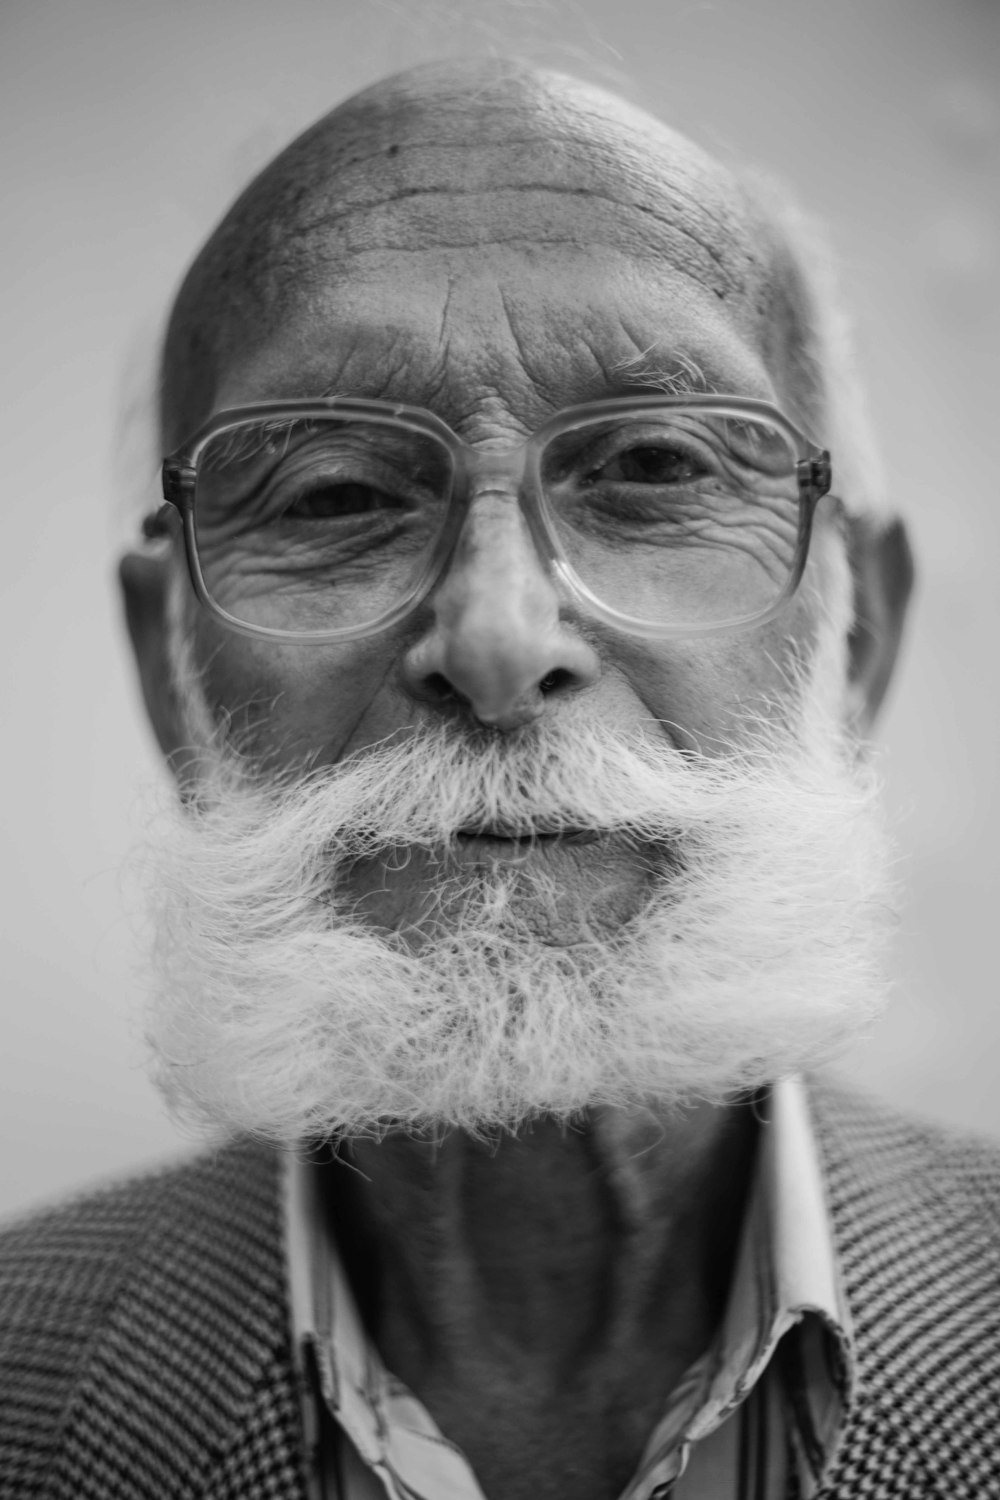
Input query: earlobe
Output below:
<box><xmin>118</xmin><ymin>549</ymin><xmax>189</xmax><ymax>770</ymax></box>
<box><xmin>844</xmin><ymin>515</ymin><xmax>915</xmax><ymax>737</ymax></box>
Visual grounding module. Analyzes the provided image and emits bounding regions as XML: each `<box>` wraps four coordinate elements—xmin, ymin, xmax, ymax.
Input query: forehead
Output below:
<box><xmin>166</xmin><ymin>70</ymin><xmax>787</xmax><ymax>441</ymax></box>
<box><xmin>211</xmin><ymin>247</ymin><xmax>775</xmax><ymax>428</ymax></box>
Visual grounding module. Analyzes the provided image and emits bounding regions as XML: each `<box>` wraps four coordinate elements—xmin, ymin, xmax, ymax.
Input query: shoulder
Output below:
<box><xmin>0</xmin><ymin>1153</ymin><xmax>199</xmax><ymax>1374</ymax></box>
<box><xmin>0</xmin><ymin>1140</ymin><xmax>277</xmax><ymax>1330</ymax></box>
<box><xmin>0</xmin><ymin>1140</ymin><xmax>284</xmax><ymax>1496</ymax></box>
<box><xmin>1</xmin><ymin>1152</ymin><xmax>189</xmax><ymax>1286</ymax></box>
<box><xmin>807</xmin><ymin>1071</ymin><xmax>1000</xmax><ymax>1228</ymax></box>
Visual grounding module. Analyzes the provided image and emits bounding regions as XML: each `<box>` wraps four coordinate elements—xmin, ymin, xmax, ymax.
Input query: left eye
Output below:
<box><xmin>598</xmin><ymin>444</ymin><xmax>706</xmax><ymax>485</ymax></box>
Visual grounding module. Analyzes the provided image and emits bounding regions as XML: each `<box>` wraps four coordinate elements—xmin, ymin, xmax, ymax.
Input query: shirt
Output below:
<box><xmin>284</xmin><ymin>1076</ymin><xmax>854</xmax><ymax>1500</ymax></box>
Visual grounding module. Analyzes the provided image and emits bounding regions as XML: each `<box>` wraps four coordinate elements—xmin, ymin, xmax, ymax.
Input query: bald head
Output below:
<box><xmin>161</xmin><ymin>59</ymin><xmax>824</xmax><ymax>452</ymax></box>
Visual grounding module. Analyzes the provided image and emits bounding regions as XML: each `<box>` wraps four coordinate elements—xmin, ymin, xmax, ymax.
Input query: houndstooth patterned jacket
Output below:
<box><xmin>2</xmin><ymin>1077</ymin><xmax>999</xmax><ymax>1499</ymax></box>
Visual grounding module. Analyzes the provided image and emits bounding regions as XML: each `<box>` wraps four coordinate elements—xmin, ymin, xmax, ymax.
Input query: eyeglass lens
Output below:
<box><xmin>541</xmin><ymin>411</ymin><xmax>801</xmax><ymax>628</ymax></box>
<box><xmin>192</xmin><ymin>410</ymin><xmax>802</xmax><ymax>635</ymax></box>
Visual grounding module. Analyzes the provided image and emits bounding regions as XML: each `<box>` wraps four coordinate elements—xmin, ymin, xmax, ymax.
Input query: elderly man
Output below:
<box><xmin>2</xmin><ymin>57</ymin><xmax>997</xmax><ymax>1500</ymax></box>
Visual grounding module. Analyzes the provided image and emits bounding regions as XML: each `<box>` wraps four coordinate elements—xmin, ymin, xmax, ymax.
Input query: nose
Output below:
<box><xmin>402</xmin><ymin>489</ymin><xmax>600</xmax><ymax>731</ymax></box>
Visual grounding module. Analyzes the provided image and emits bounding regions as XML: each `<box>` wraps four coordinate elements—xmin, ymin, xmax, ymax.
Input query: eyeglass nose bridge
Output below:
<box><xmin>456</xmin><ymin>440</ymin><xmax>530</xmax><ymax>499</ymax></box>
<box><xmin>448</xmin><ymin>439</ymin><xmax>557</xmax><ymax>574</ymax></box>
<box><xmin>436</xmin><ymin>438</ymin><xmax>567</xmax><ymax>606</ymax></box>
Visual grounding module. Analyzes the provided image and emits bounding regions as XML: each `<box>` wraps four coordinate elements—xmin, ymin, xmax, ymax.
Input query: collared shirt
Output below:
<box><xmin>284</xmin><ymin>1076</ymin><xmax>854</xmax><ymax>1500</ymax></box>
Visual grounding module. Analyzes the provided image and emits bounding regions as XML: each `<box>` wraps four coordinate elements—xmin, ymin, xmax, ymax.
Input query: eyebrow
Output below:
<box><xmin>611</xmin><ymin>348</ymin><xmax>725</xmax><ymax>397</ymax></box>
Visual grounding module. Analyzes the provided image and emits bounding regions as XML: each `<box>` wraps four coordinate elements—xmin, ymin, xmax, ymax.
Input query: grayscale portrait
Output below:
<box><xmin>2</xmin><ymin>2</ymin><xmax>998</xmax><ymax>1496</ymax></box>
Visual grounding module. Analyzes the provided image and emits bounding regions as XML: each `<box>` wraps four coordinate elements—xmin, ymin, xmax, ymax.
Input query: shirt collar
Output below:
<box><xmin>626</xmin><ymin>1075</ymin><xmax>855</xmax><ymax>1498</ymax></box>
<box><xmin>285</xmin><ymin>1076</ymin><xmax>854</xmax><ymax>1500</ymax></box>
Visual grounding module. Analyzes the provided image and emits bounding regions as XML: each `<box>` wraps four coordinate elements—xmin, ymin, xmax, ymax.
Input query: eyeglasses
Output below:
<box><xmin>150</xmin><ymin>395</ymin><xmax>832</xmax><ymax>643</ymax></box>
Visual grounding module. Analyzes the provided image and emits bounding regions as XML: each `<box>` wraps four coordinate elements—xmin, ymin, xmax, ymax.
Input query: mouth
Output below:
<box><xmin>449</xmin><ymin>827</ymin><xmax>607</xmax><ymax>864</ymax></box>
<box><xmin>454</xmin><ymin>827</ymin><xmax>602</xmax><ymax>847</ymax></box>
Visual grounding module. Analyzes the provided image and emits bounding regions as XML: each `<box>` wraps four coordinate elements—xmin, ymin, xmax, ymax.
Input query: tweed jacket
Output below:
<box><xmin>2</xmin><ymin>1078</ymin><xmax>999</xmax><ymax>1499</ymax></box>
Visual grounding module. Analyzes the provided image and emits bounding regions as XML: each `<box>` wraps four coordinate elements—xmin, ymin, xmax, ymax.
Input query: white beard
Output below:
<box><xmin>140</xmin><ymin>613</ymin><xmax>895</xmax><ymax>1145</ymax></box>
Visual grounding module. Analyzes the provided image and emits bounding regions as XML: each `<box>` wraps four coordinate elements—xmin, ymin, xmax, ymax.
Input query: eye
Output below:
<box><xmin>598</xmin><ymin>443</ymin><xmax>707</xmax><ymax>485</ymax></box>
<box><xmin>282</xmin><ymin>482</ymin><xmax>404</xmax><ymax>520</ymax></box>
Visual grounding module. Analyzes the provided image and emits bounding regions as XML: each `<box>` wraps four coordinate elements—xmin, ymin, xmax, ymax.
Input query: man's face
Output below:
<box><xmin>167</xmin><ymin>73</ymin><xmax>845</xmax><ymax>938</ymax></box>
<box><xmin>132</xmin><ymin>68</ymin><xmax>898</xmax><ymax>1140</ymax></box>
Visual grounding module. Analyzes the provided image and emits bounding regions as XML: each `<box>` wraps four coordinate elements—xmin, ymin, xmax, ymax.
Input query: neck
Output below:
<box><xmin>323</xmin><ymin>1100</ymin><xmax>758</xmax><ymax>1500</ymax></box>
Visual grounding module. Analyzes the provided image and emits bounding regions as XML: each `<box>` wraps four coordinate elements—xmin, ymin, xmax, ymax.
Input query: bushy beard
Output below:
<box><xmin>139</xmin><ymin>626</ymin><xmax>895</xmax><ymax>1146</ymax></box>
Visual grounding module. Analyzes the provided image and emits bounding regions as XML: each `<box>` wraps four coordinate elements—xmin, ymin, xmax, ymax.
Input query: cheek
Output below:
<box><xmin>191</xmin><ymin>612</ymin><xmax>408</xmax><ymax>772</ymax></box>
<box><xmin>617</xmin><ymin>520</ymin><xmax>852</xmax><ymax>751</ymax></box>
<box><xmin>606</xmin><ymin>589</ymin><xmax>821</xmax><ymax>756</ymax></box>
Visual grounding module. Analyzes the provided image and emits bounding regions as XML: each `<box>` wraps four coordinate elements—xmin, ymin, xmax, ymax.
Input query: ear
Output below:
<box><xmin>118</xmin><ymin>548</ymin><xmax>189</xmax><ymax>771</ymax></box>
<box><xmin>844</xmin><ymin>514</ymin><xmax>915</xmax><ymax>737</ymax></box>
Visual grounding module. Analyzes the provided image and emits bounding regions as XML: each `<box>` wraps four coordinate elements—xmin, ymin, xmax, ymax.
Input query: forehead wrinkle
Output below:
<box><xmin>316</xmin><ymin>340</ymin><xmax>453</xmax><ymax>411</ymax></box>
<box><xmin>283</xmin><ymin>128</ymin><xmax>743</xmax><ymax>226</ymax></box>
<box><xmin>245</xmin><ymin>73</ymin><xmax>738</xmax><ymax>211</ymax></box>
<box><xmin>287</xmin><ymin>183</ymin><xmax>739</xmax><ymax>290</ymax></box>
<box><xmin>248</xmin><ymin>116</ymin><xmax>761</xmax><ymax>300</ymax></box>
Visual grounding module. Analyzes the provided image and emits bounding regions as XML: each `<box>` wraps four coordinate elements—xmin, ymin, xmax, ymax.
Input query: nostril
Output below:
<box><xmin>539</xmin><ymin>669</ymin><xmax>573</xmax><ymax>695</ymax></box>
<box><xmin>424</xmin><ymin>672</ymin><xmax>467</xmax><ymax>707</ymax></box>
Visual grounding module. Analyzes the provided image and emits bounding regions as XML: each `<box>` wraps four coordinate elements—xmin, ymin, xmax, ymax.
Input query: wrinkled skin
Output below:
<box><xmin>122</xmin><ymin>61</ymin><xmax>911</xmax><ymax>1500</ymax></box>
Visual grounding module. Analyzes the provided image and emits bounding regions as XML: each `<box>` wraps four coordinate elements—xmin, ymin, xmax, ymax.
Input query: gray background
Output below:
<box><xmin>2</xmin><ymin>0</ymin><xmax>998</xmax><ymax>1221</ymax></box>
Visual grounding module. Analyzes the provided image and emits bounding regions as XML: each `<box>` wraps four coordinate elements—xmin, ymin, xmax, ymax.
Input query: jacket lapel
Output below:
<box><xmin>808</xmin><ymin>1075</ymin><xmax>1000</xmax><ymax>1498</ymax></box>
<box><xmin>46</xmin><ymin>1138</ymin><xmax>306</xmax><ymax>1499</ymax></box>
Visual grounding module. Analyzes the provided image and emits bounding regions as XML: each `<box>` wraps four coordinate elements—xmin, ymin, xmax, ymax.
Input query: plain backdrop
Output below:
<box><xmin>2</xmin><ymin>0</ymin><xmax>998</xmax><ymax>1222</ymax></box>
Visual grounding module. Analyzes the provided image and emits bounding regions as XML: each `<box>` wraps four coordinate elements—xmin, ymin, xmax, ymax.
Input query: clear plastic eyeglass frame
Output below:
<box><xmin>151</xmin><ymin>394</ymin><xmax>833</xmax><ymax>644</ymax></box>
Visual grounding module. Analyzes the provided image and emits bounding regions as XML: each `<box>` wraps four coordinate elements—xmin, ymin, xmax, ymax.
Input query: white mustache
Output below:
<box><xmin>192</xmin><ymin>709</ymin><xmax>789</xmax><ymax>875</ymax></box>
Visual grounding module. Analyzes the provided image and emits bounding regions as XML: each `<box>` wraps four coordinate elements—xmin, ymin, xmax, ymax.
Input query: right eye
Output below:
<box><xmin>281</xmin><ymin>481</ymin><xmax>406</xmax><ymax>521</ymax></box>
